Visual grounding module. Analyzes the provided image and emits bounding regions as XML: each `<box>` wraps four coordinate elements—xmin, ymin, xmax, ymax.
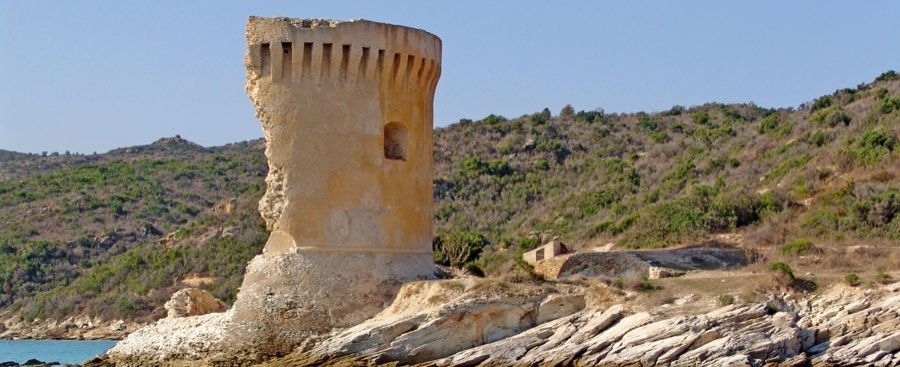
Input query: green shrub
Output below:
<box><xmin>665</xmin><ymin>105</ymin><xmax>685</xmax><ymax>116</ymax></box>
<box><xmin>844</xmin><ymin>273</ymin><xmax>860</xmax><ymax>287</ymax></box>
<box><xmin>756</xmin><ymin>114</ymin><xmax>779</xmax><ymax>135</ymax></box>
<box><xmin>469</xmin><ymin>250</ymin><xmax>518</xmax><ymax>277</ymax></box>
<box><xmin>767</xmin><ymin>155</ymin><xmax>811</xmax><ymax>182</ymax></box>
<box><xmin>649</xmin><ymin>131</ymin><xmax>670</xmax><ymax>143</ymax></box>
<box><xmin>810</xmin><ymin>95</ymin><xmax>833</xmax><ymax>112</ymax></box>
<box><xmin>530</xmin><ymin>108</ymin><xmax>551</xmax><ymax>126</ymax></box>
<box><xmin>573</xmin><ymin>110</ymin><xmax>603</xmax><ymax>124</ymax></box>
<box><xmin>577</xmin><ymin>189</ymin><xmax>617</xmax><ymax>217</ymax></box>
<box><xmin>460</xmin><ymin>156</ymin><xmax>485</xmax><ymax>176</ymax></box>
<box><xmin>482</xmin><ymin>114</ymin><xmax>507</xmax><ymax>127</ymax></box>
<box><xmin>722</xmin><ymin>106</ymin><xmax>742</xmax><ymax>121</ymax></box>
<box><xmin>433</xmin><ymin>230</ymin><xmax>489</xmax><ymax>268</ymax></box>
<box><xmin>635</xmin><ymin>277</ymin><xmax>658</xmax><ymax>292</ymax></box>
<box><xmin>768</xmin><ymin>262</ymin><xmax>796</xmax><ymax>286</ymax></box>
<box><xmin>875</xmin><ymin>70</ymin><xmax>897</xmax><ymax>82</ymax></box>
<box><xmin>851</xmin><ymin>186</ymin><xmax>900</xmax><ymax>228</ymax></box>
<box><xmin>808</xmin><ymin>131</ymin><xmax>830</xmax><ymax>147</ymax></box>
<box><xmin>848</xmin><ymin>130</ymin><xmax>896</xmax><ymax>166</ymax></box>
<box><xmin>591</xmin><ymin>215</ymin><xmax>637</xmax><ymax>237</ymax></box>
<box><xmin>486</xmin><ymin>159</ymin><xmax>512</xmax><ymax>176</ymax></box>
<box><xmin>779</xmin><ymin>239</ymin><xmax>814</xmax><ymax>256</ymax></box>
<box><xmin>638</xmin><ymin>116</ymin><xmax>660</xmax><ymax>131</ymax></box>
<box><xmin>876</xmin><ymin>270</ymin><xmax>893</xmax><ymax>284</ymax></box>
<box><xmin>824</xmin><ymin>109</ymin><xmax>852</xmax><ymax>127</ymax></box>
<box><xmin>692</xmin><ymin>111</ymin><xmax>710</xmax><ymax>125</ymax></box>
<box><xmin>879</xmin><ymin>97</ymin><xmax>900</xmax><ymax>114</ymax></box>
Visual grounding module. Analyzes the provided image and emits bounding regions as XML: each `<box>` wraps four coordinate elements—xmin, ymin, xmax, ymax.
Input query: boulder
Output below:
<box><xmin>648</xmin><ymin>266</ymin><xmax>670</xmax><ymax>279</ymax></box>
<box><xmin>110</xmin><ymin>320</ymin><xmax>126</xmax><ymax>331</ymax></box>
<box><xmin>535</xmin><ymin>293</ymin><xmax>585</xmax><ymax>324</ymax></box>
<box><xmin>164</xmin><ymin>288</ymin><xmax>227</xmax><ymax>318</ymax></box>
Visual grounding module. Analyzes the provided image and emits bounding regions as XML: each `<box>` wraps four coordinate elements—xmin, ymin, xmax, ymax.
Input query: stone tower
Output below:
<box><xmin>228</xmin><ymin>17</ymin><xmax>441</xmax><ymax>355</ymax></box>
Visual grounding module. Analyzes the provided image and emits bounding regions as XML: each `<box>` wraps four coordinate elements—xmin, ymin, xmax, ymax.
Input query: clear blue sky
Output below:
<box><xmin>1</xmin><ymin>1</ymin><xmax>898</xmax><ymax>154</ymax></box>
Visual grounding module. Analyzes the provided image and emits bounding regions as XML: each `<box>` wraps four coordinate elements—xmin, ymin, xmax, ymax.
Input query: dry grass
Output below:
<box><xmin>633</xmin><ymin>290</ymin><xmax>676</xmax><ymax>311</ymax></box>
<box><xmin>584</xmin><ymin>282</ymin><xmax>626</xmax><ymax>309</ymax></box>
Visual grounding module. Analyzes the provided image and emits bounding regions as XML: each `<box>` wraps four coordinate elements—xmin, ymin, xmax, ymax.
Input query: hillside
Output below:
<box><xmin>0</xmin><ymin>149</ymin><xmax>29</xmax><ymax>163</ymax></box>
<box><xmin>0</xmin><ymin>138</ymin><xmax>268</xmax><ymax>323</ymax></box>
<box><xmin>1</xmin><ymin>71</ymin><xmax>899</xmax><ymax>328</ymax></box>
<box><xmin>434</xmin><ymin>70</ymin><xmax>900</xmax><ymax>274</ymax></box>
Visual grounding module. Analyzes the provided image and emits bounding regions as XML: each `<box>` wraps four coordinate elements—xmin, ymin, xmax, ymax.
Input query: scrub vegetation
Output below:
<box><xmin>1</xmin><ymin>72</ymin><xmax>899</xmax><ymax>321</ymax></box>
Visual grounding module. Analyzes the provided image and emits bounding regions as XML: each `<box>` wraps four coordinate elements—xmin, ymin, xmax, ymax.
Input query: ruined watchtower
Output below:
<box><xmin>228</xmin><ymin>17</ymin><xmax>441</xmax><ymax>355</ymax></box>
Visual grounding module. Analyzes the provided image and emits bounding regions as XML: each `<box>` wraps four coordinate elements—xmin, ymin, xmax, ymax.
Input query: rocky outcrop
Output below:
<box><xmin>800</xmin><ymin>283</ymin><xmax>900</xmax><ymax>365</ymax></box>
<box><xmin>260</xmin><ymin>282</ymin><xmax>900</xmax><ymax>367</ymax></box>
<box><xmin>259</xmin><ymin>279</ymin><xmax>586</xmax><ymax>366</ymax></box>
<box><xmin>105</xmin><ymin>288</ymin><xmax>231</xmax><ymax>364</ymax></box>
<box><xmin>0</xmin><ymin>289</ymin><xmax>222</xmax><ymax>341</ymax></box>
<box><xmin>103</xmin><ymin>279</ymin><xmax>583</xmax><ymax>366</ymax></box>
<box><xmin>443</xmin><ymin>283</ymin><xmax>900</xmax><ymax>367</ymax></box>
<box><xmin>0</xmin><ymin>360</ymin><xmax>79</xmax><ymax>367</ymax></box>
<box><xmin>164</xmin><ymin>288</ymin><xmax>227</xmax><ymax>318</ymax></box>
<box><xmin>106</xmin><ymin>312</ymin><xmax>230</xmax><ymax>364</ymax></box>
<box><xmin>533</xmin><ymin>243</ymin><xmax>751</xmax><ymax>281</ymax></box>
<box><xmin>0</xmin><ymin>313</ymin><xmax>138</xmax><ymax>340</ymax></box>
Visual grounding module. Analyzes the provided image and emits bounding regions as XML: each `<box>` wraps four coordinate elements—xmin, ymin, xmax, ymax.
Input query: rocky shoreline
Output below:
<box><xmin>84</xmin><ymin>278</ymin><xmax>900</xmax><ymax>366</ymax></box>
<box><xmin>256</xmin><ymin>281</ymin><xmax>900</xmax><ymax>367</ymax></box>
<box><xmin>0</xmin><ymin>287</ymin><xmax>232</xmax><ymax>341</ymax></box>
<box><xmin>0</xmin><ymin>359</ymin><xmax>98</xmax><ymax>367</ymax></box>
<box><xmin>0</xmin><ymin>358</ymin><xmax>115</xmax><ymax>367</ymax></box>
<box><xmin>0</xmin><ymin>316</ymin><xmax>138</xmax><ymax>341</ymax></box>
<box><xmin>6</xmin><ymin>271</ymin><xmax>900</xmax><ymax>366</ymax></box>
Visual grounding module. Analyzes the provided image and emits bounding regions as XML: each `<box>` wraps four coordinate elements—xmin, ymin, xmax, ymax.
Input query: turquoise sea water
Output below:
<box><xmin>0</xmin><ymin>340</ymin><xmax>117</xmax><ymax>365</ymax></box>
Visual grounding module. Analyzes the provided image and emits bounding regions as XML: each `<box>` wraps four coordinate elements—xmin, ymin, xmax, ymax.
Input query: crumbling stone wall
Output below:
<box><xmin>227</xmin><ymin>16</ymin><xmax>443</xmax><ymax>359</ymax></box>
<box><xmin>106</xmin><ymin>18</ymin><xmax>443</xmax><ymax>364</ymax></box>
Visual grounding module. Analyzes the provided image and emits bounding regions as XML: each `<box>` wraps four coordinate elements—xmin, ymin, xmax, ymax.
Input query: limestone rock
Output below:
<box><xmin>164</xmin><ymin>288</ymin><xmax>227</xmax><ymax>318</ymax></box>
<box><xmin>535</xmin><ymin>293</ymin><xmax>585</xmax><ymax>324</ymax></box>
<box><xmin>110</xmin><ymin>320</ymin><xmax>126</xmax><ymax>332</ymax></box>
<box><xmin>435</xmin><ymin>313</ymin><xmax>579</xmax><ymax>366</ymax></box>
<box><xmin>887</xmin><ymin>282</ymin><xmax>900</xmax><ymax>293</ymax></box>
<box><xmin>107</xmin><ymin>312</ymin><xmax>230</xmax><ymax>364</ymax></box>
<box><xmin>87</xmin><ymin>280</ymin><xmax>900</xmax><ymax>366</ymax></box>
<box><xmin>261</xmin><ymin>279</ymin><xmax>583</xmax><ymax>366</ymax></box>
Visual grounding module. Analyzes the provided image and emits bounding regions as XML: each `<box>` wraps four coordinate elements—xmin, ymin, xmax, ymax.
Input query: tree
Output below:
<box><xmin>559</xmin><ymin>104</ymin><xmax>575</xmax><ymax>119</ymax></box>
<box><xmin>433</xmin><ymin>230</ymin><xmax>488</xmax><ymax>268</ymax></box>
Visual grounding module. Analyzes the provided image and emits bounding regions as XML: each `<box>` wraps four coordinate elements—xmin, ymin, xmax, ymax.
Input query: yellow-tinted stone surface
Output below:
<box><xmin>227</xmin><ymin>17</ymin><xmax>442</xmax><ymax>358</ymax></box>
<box><xmin>245</xmin><ymin>17</ymin><xmax>441</xmax><ymax>256</ymax></box>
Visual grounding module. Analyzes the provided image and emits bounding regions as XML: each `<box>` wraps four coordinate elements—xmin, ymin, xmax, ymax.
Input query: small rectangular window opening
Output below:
<box><xmin>281</xmin><ymin>42</ymin><xmax>292</xmax><ymax>78</ymax></box>
<box><xmin>260</xmin><ymin>43</ymin><xmax>271</xmax><ymax>76</ymax></box>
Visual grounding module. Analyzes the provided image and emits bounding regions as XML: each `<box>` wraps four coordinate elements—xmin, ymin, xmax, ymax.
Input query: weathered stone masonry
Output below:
<box><xmin>227</xmin><ymin>17</ymin><xmax>443</xmax><ymax>357</ymax></box>
<box><xmin>246</xmin><ymin>17</ymin><xmax>441</xmax><ymax>255</ymax></box>
<box><xmin>106</xmin><ymin>17</ymin><xmax>443</xmax><ymax>363</ymax></box>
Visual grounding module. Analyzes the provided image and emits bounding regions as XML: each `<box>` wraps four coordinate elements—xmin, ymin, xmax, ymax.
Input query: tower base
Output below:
<box><xmin>223</xmin><ymin>251</ymin><xmax>436</xmax><ymax>357</ymax></box>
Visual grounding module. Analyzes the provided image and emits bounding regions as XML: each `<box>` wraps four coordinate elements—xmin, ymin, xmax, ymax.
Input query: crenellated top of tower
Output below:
<box><xmin>245</xmin><ymin>16</ymin><xmax>441</xmax><ymax>90</ymax></box>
